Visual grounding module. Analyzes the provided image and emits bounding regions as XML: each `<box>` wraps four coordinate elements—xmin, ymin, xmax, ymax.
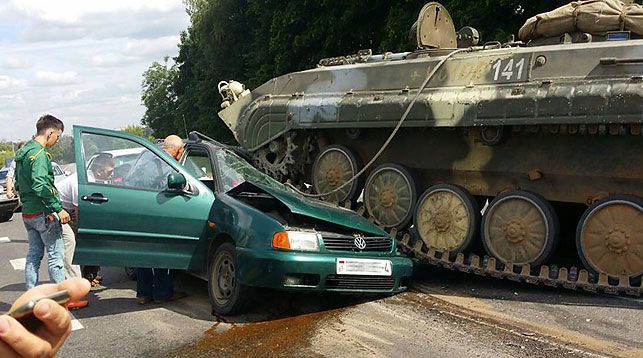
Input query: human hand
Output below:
<box><xmin>57</xmin><ymin>210</ymin><xmax>70</xmax><ymax>225</ymax></box>
<box><xmin>0</xmin><ymin>278</ymin><xmax>90</xmax><ymax>358</ymax></box>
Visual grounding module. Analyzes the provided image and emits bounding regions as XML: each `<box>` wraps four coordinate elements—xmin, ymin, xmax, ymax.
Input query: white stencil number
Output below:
<box><xmin>492</xmin><ymin>58</ymin><xmax>525</xmax><ymax>81</ymax></box>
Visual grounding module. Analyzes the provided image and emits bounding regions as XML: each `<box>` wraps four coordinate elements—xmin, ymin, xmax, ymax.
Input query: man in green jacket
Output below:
<box><xmin>14</xmin><ymin>114</ymin><xmax>71</xmax><ymax>289</ymax></box>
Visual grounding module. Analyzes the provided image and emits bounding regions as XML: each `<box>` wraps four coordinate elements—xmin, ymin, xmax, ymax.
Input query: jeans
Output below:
<box><xmin>136</xmin><ymin>268</ymin><xmax>173</xmax><ymax>300</ymax></box>
<box><xmin>23</xmin><ymin>214</ymin><xmax>65</xmax><ymax>289</ymax></box>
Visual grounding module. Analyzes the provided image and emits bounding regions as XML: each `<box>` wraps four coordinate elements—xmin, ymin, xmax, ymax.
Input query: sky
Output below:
<box><xmin>0</xmin><ymin>0</ymin><xmax>190</xmax><ymax>141</ymax></box>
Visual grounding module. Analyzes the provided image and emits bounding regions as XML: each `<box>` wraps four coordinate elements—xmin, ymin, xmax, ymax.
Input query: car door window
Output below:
<box><xmin>183</xmin><ymin>148</ymin><xmax>215</xmax><ymax>191</ymax></box>
<box><xmin>81</xmin><ymin>132</ymin><xmax>177</xmax><ymax>190</ymax></box>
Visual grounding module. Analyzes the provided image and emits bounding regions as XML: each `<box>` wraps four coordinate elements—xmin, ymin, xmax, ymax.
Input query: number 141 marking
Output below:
<box><xmin>492</xmin><ymin>58</ymin><xmax>525</xmax><ymax>81</ymax></box>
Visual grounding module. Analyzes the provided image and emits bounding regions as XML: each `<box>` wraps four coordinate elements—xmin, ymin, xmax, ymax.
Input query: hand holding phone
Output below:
<box><xmin>0</xmin><ymin>278</ymin><xmax>90</xmax><ymax>357</ymax></box>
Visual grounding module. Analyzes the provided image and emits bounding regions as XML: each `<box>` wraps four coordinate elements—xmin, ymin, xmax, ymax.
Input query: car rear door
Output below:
<box><xmin>73</xmin><ymin>125</ymin><xmax>215</xmax><ymax>270</ymax></box>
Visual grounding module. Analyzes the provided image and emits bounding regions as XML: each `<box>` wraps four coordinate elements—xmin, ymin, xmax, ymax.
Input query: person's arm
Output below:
<box><xmin>0</xmin><ymin>278</ymin><xmax>90</xmax><ymax>357</ymax></box>
<box><xmin>6</xmin><ymin>162</ymin><xmax>15</xmax><ymax>198</ymax></box>
<box><xmin>5</xmin><ymin>177</ymin><xmax>14</xmax><ymax>199</ymax></box>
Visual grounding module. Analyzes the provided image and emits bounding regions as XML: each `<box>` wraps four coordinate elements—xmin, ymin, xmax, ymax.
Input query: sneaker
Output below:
<box><xmin>137</xmin><ymin>296</ymin><xmax>153</xmax><ymax>305</ymax></box>
<box><xmin>153</xmin><ymin>291</ymin><xmax>187</xmax><ymax>304</ymax></box>
<box><xmin>67</xmin><ymin>300</ymin><xmax>89</xmax><ymax>310</ymax></box>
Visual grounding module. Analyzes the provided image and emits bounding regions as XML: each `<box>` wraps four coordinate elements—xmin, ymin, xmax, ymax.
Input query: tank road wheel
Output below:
<box><xmin>364</xmin><ymin>164</ymin><xmax>417</xmax><ymax>229</ymax></box>
<box><xmin>576</xmin><ymin>195</ymin><xmax>643</xmax><ymax>280</ymax></box>
<box><xmin>414</xmin><ymin>184</ymin><xmax>480</xmax><ymax>254</ymax></box>
<box><xmin>481</xmin><ymin>191</ymin><xmax>559</xmax><ymax>266</ymax></box>
<box><xmin>312</xmin><ymin>145</ymin><xmax>363</xmax><ymax>204</ymax></box>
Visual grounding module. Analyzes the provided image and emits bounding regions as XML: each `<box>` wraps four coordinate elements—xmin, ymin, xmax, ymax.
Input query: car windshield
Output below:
<box><xmin>215</xmin><ymin>149</ymin><xmax>293</xmax><ymax>193</ymax></box>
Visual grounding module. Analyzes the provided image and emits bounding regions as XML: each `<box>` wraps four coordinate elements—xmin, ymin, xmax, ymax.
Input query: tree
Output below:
<box><xmin>121</xmin><ymin>125</ymin><xmax>155</xmax><ymax>141</ymax></box>
<box><xmin>47</xmin><ymin>136</ymin><xmax>75</xmax><ymax>164</ymax></box>
<box><xmin>141</xmin><ymin>57</ymin><xmax>181</xmax><ymax>138</ymax></box>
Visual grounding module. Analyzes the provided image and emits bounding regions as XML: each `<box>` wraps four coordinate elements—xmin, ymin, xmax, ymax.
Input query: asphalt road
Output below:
<box><xmin>1</xmin><ymin>214</ymin><xmax>641</xmax><ymax>357</ymax></box>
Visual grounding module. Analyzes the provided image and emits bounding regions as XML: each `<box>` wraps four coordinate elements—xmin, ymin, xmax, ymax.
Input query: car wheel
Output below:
<box><xmin>0</xmin><ymin>212</ymin><xmax>12</xmax><ymax>222</ymax></box>
<box><xmin>208</xmin><ymin>242</ymin><xmax>251</xmax><ymax>315</ymax></box>
<box><xmin>124</xmin><ymin>267</ymin><xmax>137</xmax><ymax>280</ymax></box>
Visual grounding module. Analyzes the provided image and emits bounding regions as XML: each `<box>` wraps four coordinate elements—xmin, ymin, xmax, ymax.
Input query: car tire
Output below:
<box><xmin>208</xmin><ymin>242</ymin><xmax>251</xmax><ymax>315</ymax></box>
<box><xmin>124</xmin><ymin>267</ymin><xmax>137</xmax><ymax>281</ymax></box>
<box><xmin>0</xmin><ymin>212</ymin><xmax>12</xmax><ymax>222</ymax></box>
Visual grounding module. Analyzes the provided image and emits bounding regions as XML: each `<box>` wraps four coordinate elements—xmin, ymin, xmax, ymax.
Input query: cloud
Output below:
<box><xmin>11</xmin><ymin>1</ymin><xmax>183</xmax><ymax>24</ymax></box>
<box><xmin>2</xmin><ymin>57</ymin><xmax>32</xmax><ymax>69</ymax></box>
<box><xmin>35</xmin><ymin>71</ymin><xmax>78</xmax><ymax>85</ymax></box>
<box><xmin>123</xmin><ymin>36</ymin><xmax>180</xmax><ymax>56</ymax></box>
<box><xmin>11</xmin><ymin>1</ymin><xmax>188</xmax><ymax>43</ymax></box>
<box><xmin>0</xmin><ymin>1</ymin><xmax>189</xmax><ymax>140</ymax></box>
<box><xmin>0</xmin><ymin>75</ymin><xmax>26</xmax><ymax>90</ymax></box>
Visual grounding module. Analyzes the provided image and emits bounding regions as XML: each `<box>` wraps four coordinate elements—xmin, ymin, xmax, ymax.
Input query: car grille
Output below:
<box><xmin>325</xmin><ymin>275</ymin><xmax>395</xmax><ymax>290</ymax></box>
<box><xmin>321</xmin><ymin>232</ymin><xmax>392</xmax><ymax>252</ymax></box>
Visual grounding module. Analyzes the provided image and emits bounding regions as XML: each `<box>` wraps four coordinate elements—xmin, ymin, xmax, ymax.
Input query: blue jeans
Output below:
<box><xmin>23</xmin><ymin>214</ymin><xmax>65</xmax><ymax>289</ymax></box>
<box><xmin>136</xmin><ymin>268</ymin><xmax>173</xmax><ymax>300</ymax></box>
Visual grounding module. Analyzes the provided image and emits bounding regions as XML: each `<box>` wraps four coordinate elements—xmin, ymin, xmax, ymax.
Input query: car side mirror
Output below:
<box><xmin>167</xmin><ymin>173</ymin><xmax>187</xmax><ymax>191</ymax></box>
<box><xmin>64</xmin><ymin>170</ymin><xmax>71</xmax><ymax>176</ymax></box>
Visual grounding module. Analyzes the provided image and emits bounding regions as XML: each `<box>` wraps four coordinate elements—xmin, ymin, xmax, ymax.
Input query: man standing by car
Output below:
<box><xmin>132</xmin><ymin>135</ymin><xmax>187</xmax><ymax>304</ymax></box>
<box><xmin>57</xmin><ymin>154</ymin><xmax>115</xmax><ymax>309</ymax></box>
<box><xmin>14</xmin><ymin>114</ymin><xmax>70</xmax><ymax>289</ymax></box>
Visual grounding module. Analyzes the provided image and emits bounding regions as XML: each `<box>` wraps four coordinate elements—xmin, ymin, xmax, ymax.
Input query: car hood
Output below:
<box><xmin>234</xmin><ymin>180</ymin><xmax>387</xmax><ymax>237</ymax></box>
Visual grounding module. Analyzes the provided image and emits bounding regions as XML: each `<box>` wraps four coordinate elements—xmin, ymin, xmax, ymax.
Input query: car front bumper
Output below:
<box><xmin>236</xmin><ymin>247</ymin><xmax>413</xmax><ymax>293</ymax></box>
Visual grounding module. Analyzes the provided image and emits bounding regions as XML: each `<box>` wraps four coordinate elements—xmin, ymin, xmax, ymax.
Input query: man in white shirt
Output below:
<box><xmin>56</xmin><ymin>154</ymin><xmax>114</xmax><ymax>309</ymax></box>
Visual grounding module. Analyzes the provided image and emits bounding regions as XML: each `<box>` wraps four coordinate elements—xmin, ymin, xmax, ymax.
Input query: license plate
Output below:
<box><xmin>336</xmin><ymin>258</ymin><xmax>392</xmax><ymax>276</ymax></box>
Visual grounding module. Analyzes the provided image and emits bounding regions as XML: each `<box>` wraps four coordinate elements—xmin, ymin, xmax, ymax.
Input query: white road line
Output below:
<box><xmin>70</xmin><ymin>313</ymin><xmax>84</xmax><ymax>331</ymax></box>
<box><xmin>10</xmin><ymin>258</ymin><xmax>26</xmax><ymax>270</ymax></box>
<box><xmin>0</xmin><ymin>237</ymin><xmax>10</xmax><ymax>243</ymax></box>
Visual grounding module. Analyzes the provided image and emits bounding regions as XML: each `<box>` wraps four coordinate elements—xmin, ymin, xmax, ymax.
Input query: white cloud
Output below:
<box><xmin>123</xmin><ymin>36</ymin><xmax>180</xmax><ymax>56</ymax></box>
<box><xmin>36</xmin><ymin>71</ymin><xmax>78</xmax><ymax>85</ymax></box>
<box><xmin>11</xmin><ymin>1</ymin><xmax>182</xmax><ymax>24</ymax></box>
<box><xmin>0</xmin><ymin>75</ymin><xmax>26</xmax><ymax>89</ymax></box>
<box><xmin>0</xmin><ymin>1</ymin><xmax>189</xmax><ymax>140</ymax></box>
<box><xmin>2</xmin><ymin>57</ymin><xmax>32</xmax><ymax>69</ymax></box>
<box><xmin>89</xmin><ymin>53</ymin><xmax>140</xmax><ymax>68</ymax></box>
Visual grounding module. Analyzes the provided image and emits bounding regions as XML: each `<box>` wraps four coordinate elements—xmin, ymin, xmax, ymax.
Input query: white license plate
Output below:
<box><xmin>336</xmin><ymin>258</ymin><xmax>392</xmax><ymax>276</ymax></box>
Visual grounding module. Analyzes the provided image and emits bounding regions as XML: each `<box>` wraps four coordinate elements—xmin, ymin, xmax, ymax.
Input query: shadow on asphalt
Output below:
<box><xmin>411</xmin><ymin>263</ymin><xmax>642</xmax><ymax>310</ymax></box>
<box><xmin>71</xmin><ymin>267</ymin><xmax>375</xmax><ymax>324</ymax></box>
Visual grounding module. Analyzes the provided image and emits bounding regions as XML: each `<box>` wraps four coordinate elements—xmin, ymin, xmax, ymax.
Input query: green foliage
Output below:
<box><xmin>121</xmin><ymin>125</ymin><xmax>155</xmax><ymax>141</ymax></box>
<box><xmin>141</xmin><ymin>57</ymin><xmax>182</xmax><ymax>138</ymax></box>
<box><xmin>48</xmin><ymin>136</ymin><xmax>75</xmax><ymax>164</ymax></box>
<box><xmin>0</xmin><ymin>146</ymin><xmax>13</xmax><ymax>168</ymax></box>
<box><xmin>141</xmin><ymin>0</ymin><xmax>614</xmax><ymax>143</ymax></box>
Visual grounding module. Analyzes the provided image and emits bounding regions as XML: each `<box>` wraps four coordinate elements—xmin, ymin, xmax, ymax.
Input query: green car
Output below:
<box><xmin>73</xmin><ymin>126</ymin><xmax>412</xmax><ymax>314</ymax></box>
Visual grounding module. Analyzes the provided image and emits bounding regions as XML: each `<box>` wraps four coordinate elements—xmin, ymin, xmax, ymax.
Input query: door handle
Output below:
<box><xmin>81</xmin><ymin>194</ymin><xmax>109</xmax><ymax>203</ymax></box>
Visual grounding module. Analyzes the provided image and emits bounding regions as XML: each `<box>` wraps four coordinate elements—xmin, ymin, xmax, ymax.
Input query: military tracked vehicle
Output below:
<box><xmin>218</xmin><ymin>1</ymin><xmax>643</xmax><ymax>295</ymax></box>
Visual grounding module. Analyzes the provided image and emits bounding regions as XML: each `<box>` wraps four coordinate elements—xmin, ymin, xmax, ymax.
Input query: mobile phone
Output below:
<box><xmin>5</xmin><ymin>291</ymin><xmax>71</xmax><ymax>331</ymax></box>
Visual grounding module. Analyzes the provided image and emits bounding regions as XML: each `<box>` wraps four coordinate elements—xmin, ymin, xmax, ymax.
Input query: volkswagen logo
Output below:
<box><xmin>353</xmin><ymin>234</ymin><xmax>367</xmax><ymax>250</ymax></box>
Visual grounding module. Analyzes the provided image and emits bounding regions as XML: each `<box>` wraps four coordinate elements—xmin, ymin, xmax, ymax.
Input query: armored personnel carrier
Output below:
<box><xmin>219</xmin><ymin>1</ymin><xmax>643</xmax><ymax>294</ymax></box>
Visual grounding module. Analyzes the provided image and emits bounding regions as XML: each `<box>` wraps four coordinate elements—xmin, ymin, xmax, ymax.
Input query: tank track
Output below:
<box><xmin>343</xmin><ymin>204</ymin><xmax>643</xmax><ymax>297</ymax></box>
<box><xmin>269</xmin><ymin>130</ymin><xmax>642</xmax><ymax>297</ymax></box>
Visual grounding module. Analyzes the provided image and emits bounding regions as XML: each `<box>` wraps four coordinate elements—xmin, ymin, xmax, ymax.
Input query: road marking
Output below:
<box><xmin>10</xmin><ymin>258</ymin><xmax>26</xmax><ymax>270</ymax></box>
<box><xmin>70</xmin><ymin>313</ymin><xmax>84</xmax><ymax>331</ymax></box>
<box><xmin>0</xmin><ymin>237</ymin><xmax>10</xmax><ymax>243</ymax></box>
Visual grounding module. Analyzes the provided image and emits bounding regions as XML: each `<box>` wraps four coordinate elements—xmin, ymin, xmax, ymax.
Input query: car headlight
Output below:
<box><xmin>272</xmin><ymin>231</ymin><xmax>320</xmax><ymax>252</ymax></box>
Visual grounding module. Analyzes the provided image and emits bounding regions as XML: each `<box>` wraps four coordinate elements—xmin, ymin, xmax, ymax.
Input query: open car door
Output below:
<box><xmin>73</xmin><ymin>126</ymin><xmax>215</xmax><ymax>270</ymax></box>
